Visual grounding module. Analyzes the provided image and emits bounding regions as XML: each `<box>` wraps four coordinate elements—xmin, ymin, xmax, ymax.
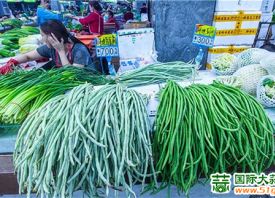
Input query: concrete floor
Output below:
<box><xmin>0</xmin><ymin>182</ymin><xmax>249</xmax><ymax>198</ymax></box>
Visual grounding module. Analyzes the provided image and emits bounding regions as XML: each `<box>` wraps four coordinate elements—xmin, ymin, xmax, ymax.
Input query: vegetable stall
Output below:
<box><xmin>0</xmin><ymin>56</ymin><xmax>274</xmax><ymax>197</ymax></box>
<box><xmin>0</xmin><ymin>18</ymin><xmax>40</xmax><ymax>58</ymax></box>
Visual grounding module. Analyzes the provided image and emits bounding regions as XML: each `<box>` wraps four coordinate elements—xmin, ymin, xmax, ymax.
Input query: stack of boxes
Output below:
<box><xmin>0</xmin><ymin>0</ymin><xmax>11</xmax><ymax>17</ymax></box>
<box><xmin>256</xmin><ymin>0</ymin><xmax>275</xmax><ymax>47</ymax></box>
<box><xmin>207</xmin><ymin>0</ymin><xmax>274</xmax><ymax>69</ymax></box>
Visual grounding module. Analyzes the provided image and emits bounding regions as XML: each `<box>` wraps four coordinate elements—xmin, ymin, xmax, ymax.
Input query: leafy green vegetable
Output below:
<box><xmin>0</xmin><ymin>67</ymin><xmax>112</xmax><ymax>124</ymax></box>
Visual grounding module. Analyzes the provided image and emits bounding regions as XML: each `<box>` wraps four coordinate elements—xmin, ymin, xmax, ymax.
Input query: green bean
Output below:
<box><xmin>153</xmin><ymin>81</ymin><xmax>274</xmax><ymax>196</ymax></box>
<box><xmin>14</xmin><ymin>83</ymin><xmax>157</xmax><ymax>197</ymax></box>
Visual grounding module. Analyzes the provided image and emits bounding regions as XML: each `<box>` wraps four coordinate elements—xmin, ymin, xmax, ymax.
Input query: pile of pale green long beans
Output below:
<box><xmin>153</xmin><ymin>80</ymin><xmax>274</xmax><ymax>195</ymax></box>
<box><xmin>14</xmin><ymin>83</ymin><xmax>157</xmax><ymax>198</ymax></box>
<box><xmin>118</xmin><ymin>61</ymin><xmax>195</xmax><ymax>87</ymax></box>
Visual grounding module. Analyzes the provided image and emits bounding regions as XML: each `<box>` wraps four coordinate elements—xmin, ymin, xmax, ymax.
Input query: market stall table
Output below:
<box><xmin>0</xmin><ymin>70</ymin><xmax>274</xmax><ymax>196</ymax></box>
<box><xmin>75</xmin><ymin>34</ymin><xmax>99</xmax><ymax>49</ymax></box>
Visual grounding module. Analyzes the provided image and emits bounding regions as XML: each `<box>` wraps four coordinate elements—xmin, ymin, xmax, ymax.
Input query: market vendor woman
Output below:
<box><xmin>0</xmin><ymin>20</ymin><xmax>95</xmax><ymax>74</ymax></box>
<box><xmin>70</xmin><ymin>1</ymin><xmax>104</xmax><ymax>35</ymax></box>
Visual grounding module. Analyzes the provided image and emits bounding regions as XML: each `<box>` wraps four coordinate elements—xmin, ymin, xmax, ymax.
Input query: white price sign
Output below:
<box><xmin>192</xmin><ymin>35</ymin><xmax>215</xmax><ymax>47</ymax></box>
<box><xmin>96</xmin><ymin>46</ymin><xmax>119</xmax><ymax>57</ymax></box>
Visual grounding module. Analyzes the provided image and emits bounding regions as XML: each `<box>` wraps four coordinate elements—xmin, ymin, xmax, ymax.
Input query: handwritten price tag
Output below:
<box><xmin>192</xmin><ymin>24</ymin><xmax>216</xmax><ymax>48</ymax></box>
<box><xmin>193</xmin><ymin>35</ymin><xmax>214</xmax><ymax>46</ymax></box>
<box><xmin>98</xmin><ymin>34</ymin><xmax>117</xmax><ymax>46</ymax></box>
<box><xmin>195</xmin><ymin>25</ymin><xmax>216</xmax><ymax>37</ymax></box>
<box><xmin>96</xmin><ymin>46</ymin><xmax>119</xmax><ymax>57</ymax></box>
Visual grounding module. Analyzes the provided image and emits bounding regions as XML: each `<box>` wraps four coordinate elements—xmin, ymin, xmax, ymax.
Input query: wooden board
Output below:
<box><xmin>0</xmin><ymin>155</ymin><xmax>19</xmax><ymax>195</ymax></box>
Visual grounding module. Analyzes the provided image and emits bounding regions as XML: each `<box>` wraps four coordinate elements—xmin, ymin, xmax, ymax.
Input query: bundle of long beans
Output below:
<box><xmin>153</xmin><ymin>81</ymin><xmax>274</xmax><ymax>194</ymax></box>
<box><xmin>118</xmin><ymin>61</ymin><xmax>195</xmax><ymax>87</ymax></box>
<box><xmin>0</xmin><ymin>67</ymin><xmax>112</xmax><ymax>124</ymax></box>
<box><xmin>14</xmin><ymin>83</ymin><xmax>157</xmax><ymax>197</ymax></box>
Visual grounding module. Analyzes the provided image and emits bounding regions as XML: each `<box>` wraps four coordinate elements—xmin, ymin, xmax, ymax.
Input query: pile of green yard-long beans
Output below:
<box><xmin>118</xmin><ymin>61</ymin><xmax>195</xmax><ymax>87</ymax></box>
<box><xmin>153</xmin><ymin>81</ymin><xmax>274</xmax><ymax>194</ymax></box>
<box><xmin>14</xmin><ymin>83</ymin><xmax>157</xmax><ymax>198</ymax></box>
<box><xmin>0</xmin><ymin>67</ymin><xmax>112</xmax><ymax>124</ymax></box>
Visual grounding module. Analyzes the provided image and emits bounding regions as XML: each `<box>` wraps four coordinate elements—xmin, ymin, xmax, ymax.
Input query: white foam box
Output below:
<box><xmin>215</xmin><ymin>0</ymin><xmax>263</xmax><ymax>12</ymax></box>
<box><xmin>207</xmin><ymin>45</ymin><xmax>251</xmax><ymax>69</ymax></box>
<box><xmin>117</xmin><ymin>28</ymin><xmax>155</xmax><ymax>60</ymax></box>
<box><xmin>213</xmin><ymin>11</ymin><xmax>261</xmax><ymax>45</ymax></box>
<box><xmin>261</xmin><ymin>0</ymin><xmax>275</xmax><ymax>13</ymax></box>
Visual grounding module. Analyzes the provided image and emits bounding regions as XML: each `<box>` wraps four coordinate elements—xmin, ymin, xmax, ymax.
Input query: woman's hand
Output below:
<box><xmin>48</xmin><ymin>33</ymin><xmax>65</xmax><ymax>52</ymax></box>
<box><xmin>48</xmin><ymin>33</ymin><xmax>70</xmax><ymax>66</ymax></box>
<box><xmin>67</xmin><ymin>15</ymin><xmax>79</xmax><ymax>20</ymax></box>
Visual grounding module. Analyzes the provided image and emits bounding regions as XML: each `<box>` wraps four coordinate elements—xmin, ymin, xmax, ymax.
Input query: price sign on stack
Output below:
<box><xmin>192</xmin><ymin>24</ymin><xmax>216</xmax><ymax>48</ymax></box>
<box><xmin>96</xmin><ymin>34</ymin><xmax>119</xmax><ymax>75</ymax></box>
<box><xmin>96</xmin><ymin>34</ymin><xmax>119</xmax><ymax>57</ymax></box>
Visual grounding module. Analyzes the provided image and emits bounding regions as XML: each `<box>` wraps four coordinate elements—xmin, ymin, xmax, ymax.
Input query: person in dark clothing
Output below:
<box><xmin>70</xmin><ymin>1</ymin><xmax>104</xmax><ymax>35</ymax></box>
<box><xmin>0</xmin><ymin>20</ymin><xmax>96</xmax><ymax>75</ymax></box>
<box><xmin>124</xmin><ymin>7</ymin><xmax>134</xmax><ymax>22</ymax></box>
<box><xmin>106</xmin><ymin>11</ymin><xmax>119</xmax><ymax>30</ymax></box>
<box><xmin>140</xmin><ymin>3</ymin><xmax>148</xmax><ymax>22</ymax></box>
<box><xmin>140</xmin><ymin>3</ymin><xmax>147</xmax><ymax>14</ymax></box>
<box><xmin>36</xmin><ymin>0</ymin><xmax>61</xmax><ymax>26</ymax></box>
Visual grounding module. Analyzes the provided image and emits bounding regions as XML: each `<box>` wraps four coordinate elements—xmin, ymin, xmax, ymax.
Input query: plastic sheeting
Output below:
<box><xmin>151</xmin><ymin>0</ymin><xmax>216</xmax><ymax>67</ymax></box>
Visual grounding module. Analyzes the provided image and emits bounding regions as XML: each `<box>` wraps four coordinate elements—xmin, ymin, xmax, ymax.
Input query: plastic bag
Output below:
<box><xmin>211</xmin><ymin>53</ymin><xmax>237</xmax><ymax>76</ymax></box>
<box><xmin>260</xmin><ymin>54</ymin><xmax>275</xmax><ymax>75</ymax></box>
<box><xmin>234</xmin><ymin>64</ymin><xmax>268</xmax><ymax>95</ymax></box>
<box><xmin>257</xmin><ymin>75</ymin><xmax>275</xmax><ymax>108</ymax></box>
<box><xmin>234</xmin><ymin>48</ymin><xmax>269</xmax><ymax>69</ymax></box>
<box><xmin>19</xmin><ymin>44</ymin><xmax>39</xmax><ymax>54</ymax></box>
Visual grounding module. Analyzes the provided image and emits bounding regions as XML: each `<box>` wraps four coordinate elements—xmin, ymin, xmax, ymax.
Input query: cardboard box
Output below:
<box><xmin>261</xmin><ymin>0</ymin><xmax>275</xmax><ymax>13</ymax></box>
<box><xmin>213</xmin><ymin>11</ymin><xmax>261</xmax><ymax>45</ymax></box>
<box><xmin>123</xmin><ymin>22</ymin><xmax>149</xmax><ymax>29</ymax></box>
<box><xmin>215</xmin><ymin>0</ymin><xmax>263</xmax><ymax>12</ymax></box>
<box><xmin>207</xmin><ymin>45</ymin><xmax>251</xmax><ymax>69</ymax></box>
<box><xmin>0</xmin><ymin>155</ymin><xmax>19</xmax><ymax>194</ymax></box>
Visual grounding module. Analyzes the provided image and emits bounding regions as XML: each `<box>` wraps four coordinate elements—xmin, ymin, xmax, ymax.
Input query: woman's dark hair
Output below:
<box><xmin>89</xmin><ymin>1</ymin><xmax>102</xmax><ymax>12</ymax></box>
<box><xmin>108</xmin><ymin>10</ymin><xmax>114</xmax><ymax>18</ymax></box>
<box><xmin>40</xmin><ymin>19</ymin><xmax>82</xmax><ymax>45</ymax></box>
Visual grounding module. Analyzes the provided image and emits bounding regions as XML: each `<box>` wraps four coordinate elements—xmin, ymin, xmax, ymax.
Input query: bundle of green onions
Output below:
<box><xmin>118</xmin><ymin>61</ymin><xmax>195</xmax><ymax>87</ymax></box>
<box><xmin>0</xmin><ymin>67</ymin><xmax>112</xmax><ymax>124</ymax></box>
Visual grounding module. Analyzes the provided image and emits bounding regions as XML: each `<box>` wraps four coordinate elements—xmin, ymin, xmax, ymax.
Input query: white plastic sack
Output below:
<box><xmin>211</xmin><ymin>53</ymin><xmax>237</xmax><ymax>76</ymax></box>
<box><xmin>141</xmin><ymin>13</ymin><xmax>148</xmax><ymax>22</ymax></box>
<box><xmin>257</xmin><ymin>75</ymin><xmax>275</xmax><ymax>108</ymax></box>
<box><xmin>234</xmin><ymin>64</ymin><xmax>268</xmax><ymax>95</ymax></box>
<box><xmin>260</xmin><ymin>53</ymin><xmax>275</xmax><ymax>75</ymax></box>
<box><xmin>234</xmin><ymin>48</ymin><xmax>269</xmax><ymax>69</ymax></box>
<box><xmin>215</xmin><ymin>76</ymin><xmax>242</xmax><ymax>88</ymax></box>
